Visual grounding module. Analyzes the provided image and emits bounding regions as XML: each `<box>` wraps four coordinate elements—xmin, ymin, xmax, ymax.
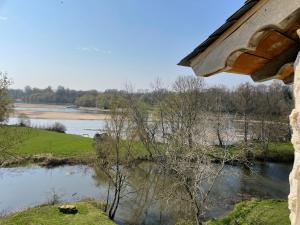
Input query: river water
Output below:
<box><xmin>8</xmin><ymin>118</ymin><xmax>106</xmax><ymax>138</ymax></box>
<box><xmin>8</xmin><ymin>103</ymin><xmax>107</xmax><ymax>137</ymax></box>
<box><xmin>0</xmin><ymin>162</ymin><xmax>292</xmax><ymax>225</ymax></box>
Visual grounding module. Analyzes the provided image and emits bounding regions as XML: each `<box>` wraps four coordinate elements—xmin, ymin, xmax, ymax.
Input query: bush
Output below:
<box><xmin>18</xmin><ymin>113</ymin><xmax>31</xmax><ymax>127</ymax></box>
<box><xmin>46</xmin><ymin>122</ymin><xmax>66</xmax><ymax>133</ymax></box>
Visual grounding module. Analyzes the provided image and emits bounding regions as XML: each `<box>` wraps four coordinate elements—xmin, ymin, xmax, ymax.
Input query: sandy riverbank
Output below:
<box><xmin>11</xmin><ymin>103</ymin><xmax>110</xmax><ymax>120</ymax></box>
<box><xmin>11</xmin><ymin>110</ymin><xmax>110</xmax><ymax>120</ymax></box>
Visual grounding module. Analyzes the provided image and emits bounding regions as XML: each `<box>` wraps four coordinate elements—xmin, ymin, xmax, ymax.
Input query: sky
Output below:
<box><xmin>0</xmin><ymin>0</ymin><xmax>268</xmax><ymax>91</ymax></box>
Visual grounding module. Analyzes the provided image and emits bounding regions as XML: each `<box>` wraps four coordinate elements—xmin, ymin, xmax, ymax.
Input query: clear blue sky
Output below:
<box><xmin>0</xmin><ymin>0</ymin><xmax>264</xmax><ymax>91</ymax></box>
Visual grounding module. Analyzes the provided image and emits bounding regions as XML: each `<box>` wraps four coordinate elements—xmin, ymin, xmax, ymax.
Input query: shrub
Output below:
<box><xmin>17</xmin><ymin>113</ymin><xmax>31</xmax><ymax>127</ymax></box>
<box><xmin>46</xmin><ymin>122</ymin><xmax>66</xmax><ymax>133</ymax></box>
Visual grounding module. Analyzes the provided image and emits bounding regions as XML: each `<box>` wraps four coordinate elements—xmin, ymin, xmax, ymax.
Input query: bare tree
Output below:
<box><xmin>149</xmin><ymin>76</ymin><xmax>232</xmax><ymax>225</ymax></box>
<box><xmin>160</xmin><ymin>92</ymin><xmax>230</xmax><ymax>225</ymax></box>
<box><xmin>206</xmin><ymin>86</ymin><xmax>234</xmax><ymax>148</ymax></box>
<box><xmin>125</xmin><ymin>84</ymin><xmax>163</xmax><ymax>158</ymax></box>
<box><xmin>94</xmin><ymin>96</ymin><xmax>135</xmax><ymax>220</ymax></box>
<box><xmin>150</xmin><ymin>78</ymin><xmax>169</xmax><ymax>140</ymax></box>
<box><xmin>163</xmin><ymin>143</ymin><xmax>228</xmax><ymax>225</ymax></box>
<box><xmin>234</xmin><ymin>83</ymin><xmax>255</xmax><ymax>159</ymax></box>
<box><xmin>161</xmin><ymin>76</ymin><xmax>206</xmax><ymax>150</ymax></box>
<box><xmin>250</xmin><ymin>83</ymin><xmax>292</xmax><ymax>158</ymax></box>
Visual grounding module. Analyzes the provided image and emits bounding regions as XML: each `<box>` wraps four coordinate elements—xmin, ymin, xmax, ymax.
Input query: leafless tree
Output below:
<box><xmin>94</xmin><ymin>95</ymin><xmax>136</xmax><ymax>220</ymax></box>
<box><xmin>161</xmin><ymin>76</ymin><xmax>206</xmax><ymax>149</ymax></box>
<box><xmin>206</xmin><ymin>86</ymin><xmax>235</xmax><ymax>148</ymax></box>
<box><xmin>160</xmin><ymin>108</ymin><xmax>231</xmax><ymax>225</ymax></box>
<box><xmin>150</xmin><ymin>78</ymin><xmax>169</xmax><ymax>140</ymax></box>
<box><xmin>250</xmin><ymin>83</ymin><xmax>292</xmax><ymax>158</ymax></box>
<box><xmin>149</xmin><ymin>76</ymin><xmax>233</xmax><ymax>225</ymax></box>
<box><xmin>163</xmin><ymin>143</ymin><xmax>228</xmax><ymax>225</ymax></box>
<box><xmin>125</xmin><ymin>84</ymin><xmax>163</xmax><ymax>158</ymax></box>
<box><xmin>233</xmin><ymin>83</ymin><xmax>255</xmax><ymax>159</ymax></box>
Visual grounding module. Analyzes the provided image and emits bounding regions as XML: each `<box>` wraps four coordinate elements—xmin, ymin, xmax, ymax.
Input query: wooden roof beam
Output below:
<box><xmin>251</xmin><ymin>46</ymin><xmax>299</xmax><ymax>82</ymax></box>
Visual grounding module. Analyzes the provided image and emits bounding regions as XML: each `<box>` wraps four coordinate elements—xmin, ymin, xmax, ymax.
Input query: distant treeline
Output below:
<box><xmin>9</xmin><ymin>81</ymin><xmax>294</xmax><ymax>119</ymax></box>
<box><xmin>9</xmin><ymin>86</ymin><xmax>123</xmax><ymax>108</ymax></box>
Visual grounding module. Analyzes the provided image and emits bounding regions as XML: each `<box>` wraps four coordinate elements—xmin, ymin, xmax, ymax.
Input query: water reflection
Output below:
<box><xmin>0</xmin><ymin>162</ymin><xmax>292</xmax><ymax>224</ymax></box>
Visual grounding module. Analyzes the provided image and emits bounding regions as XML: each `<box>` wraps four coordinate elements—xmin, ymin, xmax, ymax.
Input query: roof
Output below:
<box><xmin>178</xmin><ymin>0</ymin><xmax>300</xmax><ymax>84</ymax></box>
<box><xmin>179</xmin><ymin>0</ymin><xmax>259</xmax><ymax>66</ymax></box>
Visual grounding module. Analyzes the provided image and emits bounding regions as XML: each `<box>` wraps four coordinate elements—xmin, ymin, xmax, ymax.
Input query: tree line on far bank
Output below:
<box><xmin>9</xmin><ymin>80</ymin><xmax>293</xmax><ymax>119</ymax></box>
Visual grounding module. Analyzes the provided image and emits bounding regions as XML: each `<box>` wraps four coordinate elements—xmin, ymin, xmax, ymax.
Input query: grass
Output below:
<box><xmin>3</xmin><ymin>126</ymin><xmax>149</xmax><ymax>161</ymax></box>
<box><xmin>212</xmin><ymin>141</ymin><xmax>294</xmax><ymax>163</ymax></box>
<box><xmin>206</xmin><ymin>199</ymin><xmax>290</xmax><ymax>225</ymax></box>
<box><xmin>254</xmin><ymin>142</ymin><xmax>294</xmax><ymax>162</ymax></box>
<box><xmin>0</xmin><ymin>201</ymin><xmax>117</xmax><ymax>225</ymax></box>
<box><xmin>9</xmin><ymin>126</ymin><xmax>94</xmax><ymax>158</ymax></box>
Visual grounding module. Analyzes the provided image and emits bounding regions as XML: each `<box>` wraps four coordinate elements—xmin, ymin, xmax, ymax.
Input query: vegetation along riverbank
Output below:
<box><xmin>206</xmin><ymin>199</ymin><xmax>289</xmax><ymax>225</ymax></box>
<box><xmin>0</xmin><ymin>125</ymin><xmax>150</xmax><ymax>167</ymax></box>
<box><xmin>176</xmin><ymin>199</ymin><xmax>289</xmax><ymax>225</ymax></box>
<box><xmin>0</xmin><ymin>125</ymin><xmax>294</xmax><ymax>167</ymax></box>
<box><xmin>0</xmin><ymin>201</ymin><xmax>117</xmax><ymax>225</ymax></box>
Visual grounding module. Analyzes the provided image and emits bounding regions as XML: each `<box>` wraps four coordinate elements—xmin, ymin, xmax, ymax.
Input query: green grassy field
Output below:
<box><xmin>0</xmin><ymin>201</ymin><xmax>117</xmax><ymax>225</ymax></box>
<box><xmin>206</xmin><ymin>199</ymin><xmax>289</xmax><ymax>225</ymax></box>
<box><xmin>3</xmin><ymin>126</ymin><xmax>149</xmax><ymax>161</ymax></box>
<box><xmin>7</xmin><ymin>126</ymin><xmax>94</xmax><ymax>157</ymax></box>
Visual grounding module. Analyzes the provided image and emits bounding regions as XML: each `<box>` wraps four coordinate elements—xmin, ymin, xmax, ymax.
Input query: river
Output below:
<box><xmin>8</xmin><ymin>103</ymin><xmax>108</xmax><ymax>137</ymax></box>
<box><xmin>0</xmin><ymin>162</ymin><xmax>292</xmax><ymax>225</ymax></box>
<box><xmin>8</xmin><ymin>117</ymin><xmax>106</xmax><ymax>138</ymax></box>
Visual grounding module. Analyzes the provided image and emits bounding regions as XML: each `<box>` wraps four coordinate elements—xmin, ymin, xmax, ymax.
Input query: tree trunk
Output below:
<box><xmin>188</xmin><ymin>131</ymin><xmax>193</xmax><ymax>149</ymax></box>
<box><xmin>104</xmin><ymin>183</ymin><xmax>111</xmax><ymax>212</ymax></box>
<box><xmin>289</xmin><ymin>33</ymin><xmax>300</xmax><ymax>225</ymax></box>
<box><xmin>111</xmin><ymin>186</ymin><xmax>121</xmax><ymax>219</ymax></box>
<box><xmin>216</xmin><ymin>120</ymin><xmax>224</xmax><ymax>148</ymax></box>
<box><xmin>244</xmin><ymin>114</ymin><xmax>248</xmax><ymax>145</ymax></box>
<box><xmin>195</xmin><ymin>214</ymin><xmax>201</xmax><ymax>225</ymax></box>
<box><xmin>108</xmin><ymin>184</ymin><xmax>118</xmax><ymax>219</ymax></box>
<box><xmin>243</xmin><ymin>113</ymin><xmax>250</xmax><ymax>159</ymax></box>
<box><xmin>260</xmin><ymin>119</ymin><xmax>269</xmax><ymax>160</ymax></box>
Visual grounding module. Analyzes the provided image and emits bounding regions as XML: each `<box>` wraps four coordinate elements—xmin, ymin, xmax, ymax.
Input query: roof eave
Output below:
<box><xmin>178</xmin><ymin>0</ymin><xmax>259</xmax><ymax>67</ymax></box>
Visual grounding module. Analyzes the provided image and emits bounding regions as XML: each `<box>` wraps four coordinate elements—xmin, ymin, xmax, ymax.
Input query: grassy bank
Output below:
<box><xmin>1</xmin><ymin>126</ymin><xmax>294</xmax><ymax>167</ymax></box>
<box><xmin>0</xmin><ymin>201</ymin><xmax>117</xmax><ymax>225</ymax></box>
<box><xmin>1</xmin><ymin>126</ymin><xmax>95</xmax><ymax>167</ymax></box>
<box><xmin>214</xmin><ymin>141</ymin><xmax>294</xmax><ymax>163</ymax></box>
<box><xmin>254</xmin><ymin>142</ymin><xmax>294</xmax><ymax>162</ymax></box>
<box><xmin>11</xmin><ymin>127</ymin><xmax>94</xmax><ymax>157</ymax></box>
<box><xmin>1</xmin><ymin>126</ymin><xmax>149</xmax><ymax>166</ymax></box>
<box><xmin>206</xmin><ymin>199</ymin><xmax>289</xmax><ymax>225</ymax></box>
